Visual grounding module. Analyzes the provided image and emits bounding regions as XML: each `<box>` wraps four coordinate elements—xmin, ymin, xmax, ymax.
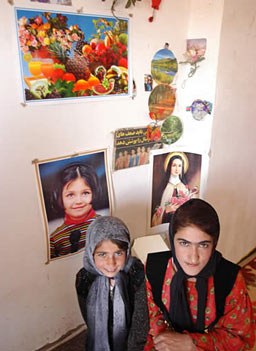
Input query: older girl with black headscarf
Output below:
<box><xmin>145</xmin><ymin>199</ymin><xmax>255</xmax><ymax>351</ymax></box>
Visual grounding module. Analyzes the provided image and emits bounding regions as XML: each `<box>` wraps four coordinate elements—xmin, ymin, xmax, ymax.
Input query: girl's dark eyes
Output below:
<box><xmin>95</xmin><ymin>251</ymin><xmax>124</xmax><ymax>258</ymax></box>
<box><xmin>178</xmin><ymin>241</ymin><xmax>210</xmax><ymax>248</ymax></box>
<box><xmin>199</xmin><ymin>243</ymin><xmax>209</xmax><ymax>248</ymax></box>
<box><xmin>97</xmin><ymin>252</ymin><xmax>106</xmax><ymax>257</ymax></box>
<box><xmin>179</xmin><ymin>241</ymin><xmax>189</xmax><ymax>246</ymax></box>
<box><xmin>115</xmin><ymin>251</ymin><xmax>124</xmax><ymax>256</ymax></box>
<box><xmin>83</xmin><ymin>191</ymin><xmax>91</xmax><ymax>195</ymax></box>
<box><xmin>66</xmin><ymin>191</ymin><xmax>90</xmax><ymax>197</ymax></box>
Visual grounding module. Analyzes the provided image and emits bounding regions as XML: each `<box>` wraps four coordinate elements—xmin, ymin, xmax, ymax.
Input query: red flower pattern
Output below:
<box><xmin>144</xmin><ymin>260</ymin><xmax>255</xmax><ymax>350</ymax></box>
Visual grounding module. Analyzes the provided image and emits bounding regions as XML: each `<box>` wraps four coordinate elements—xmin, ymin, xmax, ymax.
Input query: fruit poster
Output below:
<box><xmin>113</xmin><ymin>127</ymin><xmax>163</xmax><ymax>171</ymax></box>
<box><xmin>34</xmin><ymin>149</ymin><xmax>113</xmax><ymax>262</ymax></box>
<box><xmin>15</xmin><ymin>8</ymin><xmax>129</xmax><ymax>103</ymax></box>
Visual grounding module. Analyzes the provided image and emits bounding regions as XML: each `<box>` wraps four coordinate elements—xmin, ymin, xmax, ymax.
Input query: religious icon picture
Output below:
<box><xmin>150</xmin><ymin>149</ymin><xmax>202</xmax><ymax>228</ymax></box>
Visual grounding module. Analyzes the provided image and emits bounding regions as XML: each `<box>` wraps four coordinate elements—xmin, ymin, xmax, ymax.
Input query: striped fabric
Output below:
<box><xmin>50</xmin><ymin>214</ymin><xmax>98</xmax><ymax>258</ymax></box>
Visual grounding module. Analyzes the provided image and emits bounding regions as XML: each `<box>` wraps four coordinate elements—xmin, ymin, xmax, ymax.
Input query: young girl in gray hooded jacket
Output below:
<box><xmin>75</xmin><ymin>216</ymin><xmax>149</xmax><ymax>351</ymax></box>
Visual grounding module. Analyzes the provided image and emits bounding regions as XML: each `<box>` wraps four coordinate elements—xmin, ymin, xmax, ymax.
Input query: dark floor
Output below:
<box><xmin>51</xmin><ymin>330</ymin><xmax>86</xmax><ymax>351</ymax></box>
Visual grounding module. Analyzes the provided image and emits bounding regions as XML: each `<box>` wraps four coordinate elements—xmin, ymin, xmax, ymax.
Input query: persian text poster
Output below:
<box><xmin>113</xmin><ymin>127</ymin><xmax>163</xmax><ymax>171</ymax></box>
<box><xmin>15</xmin><ymin>8</ymin><xmax>129</xmax><ymax>103</ymax></box>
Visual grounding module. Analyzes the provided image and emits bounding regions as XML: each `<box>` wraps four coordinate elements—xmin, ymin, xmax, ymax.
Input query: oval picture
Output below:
<box><xmin>148</xmin><ymin>84</ymin><xmax>176</xmax><ymax>121</ymax></box>
<box><xmin>160</xmin><ymin>115</ymin><xmax>183</xmax><ymax>144</ymax></box>
<box><xmin>151</xmin><ymin>48</ymin><xmax>178</xmax><ymax>84</ymax></box>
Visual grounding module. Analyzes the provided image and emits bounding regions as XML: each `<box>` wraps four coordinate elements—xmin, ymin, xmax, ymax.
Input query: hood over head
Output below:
<box><xmin>83</xmin><ymin>216</ymin><xmax>131</xmax><ymax>275</ymax></box>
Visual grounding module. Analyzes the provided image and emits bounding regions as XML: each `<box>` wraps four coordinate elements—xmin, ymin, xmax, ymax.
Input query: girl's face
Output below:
<box><xmin>94</xmin><ymin>239</ymin><xmax>126</xmax><ymax>278</ymax></box>
<box><xmin>62</xmin><ymin>177</ymin><xmax>92</xmax><ymax>221</ymax></box>
<box><xmin>174</xmin><ymin>225</ymin><xmax>214</xmax><ymax>276</ymax></box>
<box><xmin>171</xmin><ymin>158</ymin><xmax>183</xmax><ymax>177</ymax></box>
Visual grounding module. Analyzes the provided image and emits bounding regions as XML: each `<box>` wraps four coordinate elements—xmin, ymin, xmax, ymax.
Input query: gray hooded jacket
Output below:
<box><xmin>76</xmin><ymin>216</ymin><xmax>149</xmax><ymax>351</ymax></box>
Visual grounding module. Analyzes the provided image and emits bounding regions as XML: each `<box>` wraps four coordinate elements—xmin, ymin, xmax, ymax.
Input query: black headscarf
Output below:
<box><xmin>168</xmin><ymin>199</ymin><xmax>222</xmax><ymax>333</ymax></box>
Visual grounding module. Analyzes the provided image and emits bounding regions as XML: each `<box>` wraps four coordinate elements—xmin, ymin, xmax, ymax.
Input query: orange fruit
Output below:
<box><xmin>88</xmin><ymin>75</ymin><xmax>100</xmax><ymax>88</ymax></box>
<box><xmin>82</xmin><ymin>44</ymin><xmax>93</xmax><ymax>54</ymax></box>
<box><xmin>73</xmin><ymin>79</ymin><xmax>89</xmax><ymax>92</ymax></box>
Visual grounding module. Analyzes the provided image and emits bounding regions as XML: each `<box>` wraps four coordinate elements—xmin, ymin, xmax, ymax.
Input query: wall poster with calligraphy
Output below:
<box><xmin>15</xmin><ymin>8</ymin><xmax>130</xmax><ymax>103</ymax></box>
<box><xmin>113</xmin><ymin>127</ymin><xmax>163</xmax><ymax>171</ymax></box>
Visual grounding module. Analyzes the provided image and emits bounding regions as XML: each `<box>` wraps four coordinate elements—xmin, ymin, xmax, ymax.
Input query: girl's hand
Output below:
<box><xmin>153</xmin><ymin>330</ymin><xmax>196</xmax><ymax>351</ymax></box>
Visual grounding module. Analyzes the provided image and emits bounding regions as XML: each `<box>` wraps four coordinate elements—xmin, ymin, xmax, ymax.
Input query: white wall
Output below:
<box><xmin>0</xmin><ymin>0</ymin><xmax>230</xmax><ymax>350</ymax></box>
<box><xmin>205</xmin><ymin>0</ymin><xmax>256</xmax><ymax>262</ymax></box>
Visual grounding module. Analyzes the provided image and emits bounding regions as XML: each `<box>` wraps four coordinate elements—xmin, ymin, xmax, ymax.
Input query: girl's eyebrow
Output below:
<box><xmin>94</xmin><ymin>251</ymin><xmax>107</xmax><ymax>256</ymax></box>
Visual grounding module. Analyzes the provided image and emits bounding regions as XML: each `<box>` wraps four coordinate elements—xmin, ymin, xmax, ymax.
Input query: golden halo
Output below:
<box><xmin>164</xmin><ymin>152</ymin><xmax>189</xmax><ymax>173</ymax></box>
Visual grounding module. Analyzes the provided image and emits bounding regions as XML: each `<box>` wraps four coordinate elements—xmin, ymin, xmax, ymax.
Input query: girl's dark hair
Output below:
<box><xmin>165</xmin><ymin>155</ymin><xmax>187</xmax><ymax>186</ymax></box>
<box><xmin>171</xmin><ymin>199</ymin><xmax>220</xmax><ymax>245</ymax></box>
<box><xmin>110</xmin><ymin>239</ymin><xmax>128</xmax><ymax>251</ymax></box>
<box><xmin>56</xmin><ymin>163</ymin><xmax>101</xmax><ymax>210</ymax></box>
<box><xmin>94</xmin><ymin>239</ymin><xmax>128</xmax><ymax>252</ymax></box>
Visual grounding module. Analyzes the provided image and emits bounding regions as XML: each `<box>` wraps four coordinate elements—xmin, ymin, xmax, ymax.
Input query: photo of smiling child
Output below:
<box><xmin>49</xmin><ymin>162</ymin><xmax>100</xmax><ymax>258</ymax></box>
<box><xmin>35</xmin><ymin>150</ymin><xmax>111</xmax><ymax>261</ymax></box>
<box><xmin>76</xmin><ymin>216</ymin><xmax>149</xmax><ymax>351</ymax></box>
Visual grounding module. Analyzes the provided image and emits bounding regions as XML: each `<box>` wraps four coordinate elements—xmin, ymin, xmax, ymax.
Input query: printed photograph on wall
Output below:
<box><xmin>160</xmin><ymin>115</ymin><xmax>183</xmax><ymax>145</ymax></box>
<box><xmin>144</xmin><ymin>74</ymin><xmax>153</xmax><ymax>92</ymax></box>
<box><xmin>15</xmin><ymin>8</ymin><xmax>129</xmax><ymax>103</ymax></box>
<box><xmin>148</xmin><ymin>84</ymin><xmax>176</xmax><ymax>121</ymax></box>
<box><xmin>187</xmin><ymin>38</ymin><xmax>206</xmax><ymax>56</ymax></box>
<box><xmin>113</xmin><ymin>127</ymin><xmax>163</xmax><ymax>171</ymax></box>
<box><xmin>150</xmin><ymin>150</ymin><xmax>201</xmax><ymax>228</ymax></box>
<box><xmin>34</xmin><ymin>149</ymin><xmax>112</xmax><ymax>262</ymax></box>
<box><xmin>151</xmin><ymin>48</ymin><xmax>178</xmax><ymax>85</ymax></box>
<box><xmin>179</xmin><ymin>38</ymin><xmax>206</xmax><ymax>78</ymax></box>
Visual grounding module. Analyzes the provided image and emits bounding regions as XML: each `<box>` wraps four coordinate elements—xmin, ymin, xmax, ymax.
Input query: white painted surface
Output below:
<box><xmin>205</xmin><ymin>0</ymin><xmax>256</xmax><ymax>261</ymax></box>
<box><xmin>132</xmin><ymin>234</ymin><xmax>169</xmax><ymax>264</ymax></box>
